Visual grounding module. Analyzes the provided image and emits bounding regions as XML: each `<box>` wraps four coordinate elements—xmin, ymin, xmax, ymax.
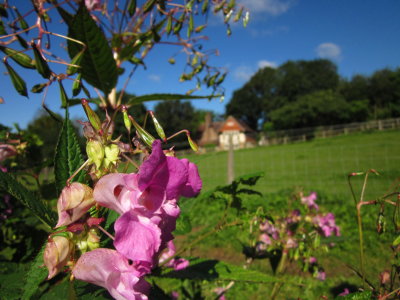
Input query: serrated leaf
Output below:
<box><xmin>67</xmin><ymin>4</ymin><xmax>117</xmax><ymax>96</ymax></box>
<box><xmin>0</xmin><ymin>171</ymin><xmax>56</xmax><ymax>227</ymax></box>
<box><xmin>3</xmin><ymin>61</ymin><xmax>28</xmax><ymax>97</ymax></box>
<box><xmin>235</xmin><ymin>171</ymin><xmax>264</xmax><ymax>186</ymax></box>
<box><xmin>21</xmin><ymin>243</ymin><xmax>48</xmax><ymax>300</ymax></box>
<box><xmin>159</xmin><ymin>258</ymin><xmax>289</xmax><ymax>283</ymax></box>
<box><xmin>54</xmin><ymin>109</ymin><xmax>87</xmax><ymax>195</ymax></box>
<box><xmin>127</xmin><ymin>93</ymin><xmax>220</xmax><ymax>105</ymax></box>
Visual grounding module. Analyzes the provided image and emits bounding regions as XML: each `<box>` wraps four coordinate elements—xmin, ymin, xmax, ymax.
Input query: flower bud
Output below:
<box><xmin>56</xmin><ymin>183</ymin><xmax>95</xmax><ymax>228</ymax></box>
<box><xmin>379</xmin><ymin>270</ymin><xmax>390</xmax><ymax>285</ymax></box>
<box><xmin>86</xmin><ymin>140</ymin><xmax>105</xmax><ymax>169</ymax></box>
<box><xmin>44</xmin><ymin>235</ymin><xmax>73</xmax><ymax>279</ymax></box>
<box><xmin>87</xmin><ymin>228</ymin><xmax>100</xmax><ymax>251</ymax></box>
<box><xmin>104</xmin><ymin>144</ymin><xmax>120</xmax><ymax>168</ymax></box>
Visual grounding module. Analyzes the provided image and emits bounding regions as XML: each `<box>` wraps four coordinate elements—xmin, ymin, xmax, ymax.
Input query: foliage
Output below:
<box><xmin>227</xmin><ymin>59</ymin><xmax>400</xmax><ymax>131</ymax></box>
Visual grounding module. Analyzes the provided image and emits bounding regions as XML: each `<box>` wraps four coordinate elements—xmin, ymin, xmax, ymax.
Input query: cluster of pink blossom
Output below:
<box><xmin>251</xmin><ymin>192</ymin><xmax>340</xmax><ymax>281</ymax></box>
<box><xmin>44</xmin><ymin>140</ymin><xmax>202</xmax><ymax>299</ymax></box>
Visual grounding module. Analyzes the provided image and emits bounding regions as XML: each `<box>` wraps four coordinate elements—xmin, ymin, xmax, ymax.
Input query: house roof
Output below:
<box><xmin>218</xmin><ymin>116</ymin><xmax>254</xmax><ymax>133</ymax></box>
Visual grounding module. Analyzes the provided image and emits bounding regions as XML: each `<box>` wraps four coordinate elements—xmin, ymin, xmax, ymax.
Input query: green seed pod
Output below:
<box><xmin>234</xmin><ymin>7</ymin><xmax>243</xmax><ymax>22</ymax></box>
<box><xmin>129</xmin><ymin>116</ymin><xmax>155</xmax><ymax>148</ymax></box>
<box><xmin>150</xmin><ymin>112</ymin><xmax>166</xmax><ymax>141</ymax></box>
<box><xmin>187</xmin><ymin>133</ymin><xmax>199</xmax><ymax>152</ymax></box>
<box><xmin>166</xmin><ymin>15</ymin><xmax>172</xmax><ymax>35</ymax></box>
<box><xmin>0</xmin><ymin>46</ymin><xmax>35</xmax><ymax>69</ymax></box>
<box><xmin>82</xmin><ymin>99</ymin><xmax>102</xmax><ymax>132</ymax></box>
<box><xmin>121</xmin><ymin>106</ymin><xmax>131</xmax><ymax>133</ymax></box>
<box><xmin>3</xmin><ymin>61</ymin><xmax>28</xmax><ymax>97</ymax></box>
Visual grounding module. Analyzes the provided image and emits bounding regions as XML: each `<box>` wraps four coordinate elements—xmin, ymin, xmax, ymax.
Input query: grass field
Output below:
<box><xmin>173</xmin><ymin>130</ymin><xmax>400</xmax><ymax>299</ymax></box>
<box><xmin>184</xmin><ymin>130</ymin><xmax>400</xmax><ymax>201</ymax></box>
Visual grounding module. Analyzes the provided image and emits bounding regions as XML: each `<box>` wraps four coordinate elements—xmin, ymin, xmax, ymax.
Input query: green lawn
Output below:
<box><xmin>175</xmin><ymin>129</ymin><xmax>400</xmax><ymax>298</ymax></box>
<box><xmin>184</xmin><ymin>130</ymin><xmax>400</xmax><ymax>201</ymax></box>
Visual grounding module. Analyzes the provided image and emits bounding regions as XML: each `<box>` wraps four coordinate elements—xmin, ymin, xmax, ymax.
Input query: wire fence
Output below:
<box><xmin>183</xmin><ymin>129</ymin><xmax>400</xmax><ymax>202</ymax></box>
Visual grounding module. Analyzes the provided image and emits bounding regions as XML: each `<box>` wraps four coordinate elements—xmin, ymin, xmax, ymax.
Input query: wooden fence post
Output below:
<box><xmin>227</xmin><ymin>133</ymin><xmax>234</xmax><ymax>184</ymax></box>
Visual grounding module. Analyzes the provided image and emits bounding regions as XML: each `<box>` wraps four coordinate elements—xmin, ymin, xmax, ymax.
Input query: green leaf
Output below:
<box><xmin>67</xmin><ymin>4</ymin><xmax>118</xmax><ymax>96</ymax></box>
<box><xmin>234</xmin><ymin>172</ymin><xmax>264</xmax><ymax>186</ymax></box>
<box><xmin>174</xmin><ymin>214</ymin><xmax>192</xmax><ymax>235</ymax></box>
<box><xmin>143</xmin><ymin>0</ymin><xmax>156</xmax><ymax>13</ymax></box>
<box><xmin>31</xmin><ymin>42</ymin><xmax>52</xmax><ymax>79</ymax></box>
<box><xmin>127</xmin><ymin>93</ymin><xmax>220</xmax><ymax>105</ymax></box>
<box><xmin>16</xmin><ymin>34</ymin><xmax>29</xmax><ymax>49</ymax></box>
<box><xmin>158</xmin><ymin>258</ymin><xmax>289</xmax><ymax>283</ymax></box>
<box><xmin>0</xmin><ymin>172</ymin><xmax>56</xmax><ymax>227</ymax></box>
<box><xmin>22</xmin><ymin>243</ymin><xmax>48</xmax><ymax>300</ymax></box>
<box><xmin>31</xmin><ymin>83</ymin><xmax>47</xmax><ymax>93</ymax></box>
<box><xmin>54</xmin><ymin>109</ymin><xmax>87</xmax><ymax>195</ymax></box>
<box><xmin>335</xmin><ymin>291</ymin><xmax>372</xmax><ymax>300</ymax></box>
<box><xmin>3</xmin><ymin>61</ymin><xmax>28</xmax><ymax>97</ymax></box>
<box><xmin>127</xmin><ymin>0</ymin><xmax>136</xmax><ymax>16</ymax></box>
<box><xmin>13</xmin><ymin>6</ymin><xmax>29</xmax><ymax>30</ymax></box>
<box><xmin>0</xmin><ymin>262</ymin><xmax>27</xmax><ymax>299</ymax></box>
<box><xmin>58</xmin><ymin>80</ymin><xmax>68</xmax><ymax>108</ymax></box>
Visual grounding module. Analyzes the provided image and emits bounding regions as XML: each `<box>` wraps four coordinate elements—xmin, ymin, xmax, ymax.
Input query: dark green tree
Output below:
<box><xmin>154</xmin><ymin>100</ymin><xmax>202</xmax><ymax>146</ymax></box>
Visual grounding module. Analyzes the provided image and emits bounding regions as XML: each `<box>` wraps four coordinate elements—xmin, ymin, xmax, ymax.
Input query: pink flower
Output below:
<box><xmin>301</xmin><ymin>191</ymin><xmax>319</xmax><ymax>211</ymax></box>
<box><xmin>73</xmin><ymin>248</ymin><xmax>150</xmax><ymax>300</ymax></box>
<box><xmin>309</xmin><ymin>257</ymin><xmax>317</xmax><ymax>264</ymax></box>
<box><xmin>44</xmin><ymin>235</ymin><xmax>73</xmax><ymax>279</ymax></box>
<box><xmin>158</xmin><ymin>241</ymin><xmax>189</xmax><ymax>271</ymax></box>
<box><xmin>259</xmin><ymin>233</ymin><xmax>272</xmax><ymax>245</ymax></box>
<box><xmin>316</xmin><ymin>270</ymin><xmax>326</xmax><ymax>281</ymax></box>
<box><xmin>85</xmin><ymin>0</ymin><xmax>102</xmax><ymax>11</ymax></box>
<box><xmin>56</xmin><ymin>183</ymin><xmax>95</xmax><ymax>228</ymax></box>
<box><xmin>314</xmin><ymin>213</ymin><xmax>340</xmax><ymax>237</ymax></box>
<box><xmin>338</xmin><ymin>288</ymin><xmax>350</xmax><ymax>296</ymax></box>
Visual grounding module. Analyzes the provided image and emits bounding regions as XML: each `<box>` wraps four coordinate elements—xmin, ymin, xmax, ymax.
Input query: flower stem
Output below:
<box><xmin>270</xmin><ymin>249</ymin><xmax>288</xmax><ymax>300</ymax></box>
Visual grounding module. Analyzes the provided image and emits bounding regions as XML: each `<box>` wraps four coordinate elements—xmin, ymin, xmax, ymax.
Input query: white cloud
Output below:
<box><xmin>238</xmin><ymin>0</ymin><xmax>295</xmax><ymax>15</ymax></box>
<box><xmin>148</xmin><ymin>74</ymin><xmax>161</xmax><ymax>82</ymax></box>
<box><xmin>257</xmin><ymin>60</ymin><xmax>277</xmax><ymax>69</ymax></box>
<box><xmin>234</xmin><ymin>59</ymin><xmax>278</xmax><ymax>82</ymax></box>
<box><xmin>234</xmin><ymin>65</ymin><xmax>254</xmax><ymax>82</ymax></box>
<box><xmin>316</xmin><ymin>43</ymin><xmax>342</xmax><ymax>61</ymax></box>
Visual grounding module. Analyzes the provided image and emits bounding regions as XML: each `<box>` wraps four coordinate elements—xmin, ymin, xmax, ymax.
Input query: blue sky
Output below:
<box><xmin>1</xmin><ymin>0</ymin><xmax>400</xmax><ymax>129</ymax></box>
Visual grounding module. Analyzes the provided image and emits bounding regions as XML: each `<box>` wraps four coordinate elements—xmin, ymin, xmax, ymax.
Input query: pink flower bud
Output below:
<box><xmin>0</xmin><ymin>144</ymin><xmax>17</xmax><ymax>163</ymax></box>
<box><xmin>44</xmin><ymin>235</ymin><xmax>73</xmax><ymax>279</ymax></box>
<box><xmin>56</xmin><ymin>183</ymin><xmax>95</xmax><ymax>228</ymax></box>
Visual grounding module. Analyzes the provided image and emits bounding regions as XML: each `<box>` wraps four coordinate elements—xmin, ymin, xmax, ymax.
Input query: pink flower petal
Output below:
<box><xmin>94</xmin><ymin>173</ymin><xmax>139</xmax><ymax>214</ymax></box>
<box><xmin>180</xmin><ymin>159</ymin><xmax>202</xmax><ymax>198</ymax></box>
<box><xmin>114</xmin><ymin>212</ymin><xmax>161</xmax><ymax>264</ymax></box>
<box><xmin>73</xmin><ymin>248</ymin><xmax>150</xmax><ymax>300</ymax></box>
